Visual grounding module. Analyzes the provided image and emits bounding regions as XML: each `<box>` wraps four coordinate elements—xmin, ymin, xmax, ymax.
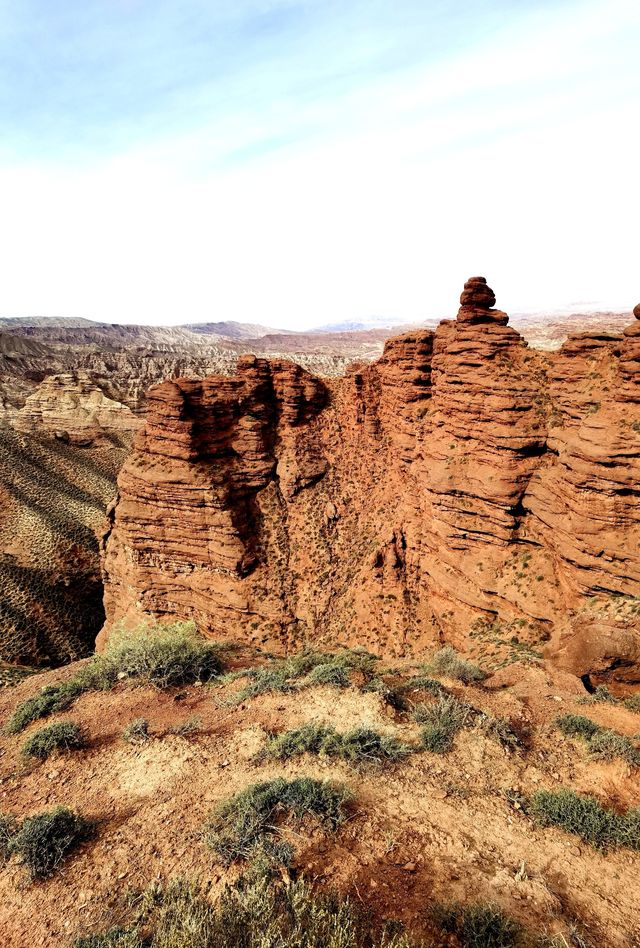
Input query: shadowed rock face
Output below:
<box><xmin>101</xmin><ymin>280</ymin><xmax>640</xmax><ymax>679</ymax></box>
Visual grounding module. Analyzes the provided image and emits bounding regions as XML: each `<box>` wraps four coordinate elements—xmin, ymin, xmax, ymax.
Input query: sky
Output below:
<box><xmin>0</xmin><ymin>0</ymin><xmax>638</xmax><ymax>329</ymax></box>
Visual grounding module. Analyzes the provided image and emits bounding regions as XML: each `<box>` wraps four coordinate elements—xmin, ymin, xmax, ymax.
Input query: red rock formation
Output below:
<box><xmin>101</xmin><ymin>282</ymin><xmax>640</xmax><ymax>677</ymax></box>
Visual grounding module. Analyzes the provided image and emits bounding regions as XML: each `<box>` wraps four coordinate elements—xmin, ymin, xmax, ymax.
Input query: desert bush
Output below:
<box><xmin>9</xmin><ymin>806</ymin><xmax>93</xmax><ymax>880</ymax></box>
<box><xmin>8</xmin><ymin>623</ymin><xmax>223</xmax><ymax>733</ymax></box>
<box><xmin>74</xmin><ymin>874</ymin><xmax>412</xmax><ymax>947</ymax></box>
<box><xmin>435</xmin><ymin>902</ymin><xmax>520</xmax><ymax>947</ymax></box>
<box><xmin>171</xmin><ymin>715</ymin><xmax>202</xmax><ymax>736</ymax></box>
<box><xmin>414</xmin><ymin>695</ymin><xmax>471</xmax><ymax>753</ymax></box>
<box><xmin>427</xmin><ymin>647</ymin><xmax>487</xmax><ymax>684</ymax></box>
<box><xmin>362</xmin><ymin>677</ymin><xmax>408</xmax><ymax>710</ymax></box>
<box><xmin>623</xmin><ymin>694</ymin><xmax>640</xmax><ymax>713</ymax></box>
<box><xmin>204</xmin><ymin>777</ymin><xmax>352</xmax><ymax>865</ymax></box>
<box><xmin>529</xmin><ymin>788</ymin><xmax>640</xmax><ymax>850</ymax></box>
<box><xmin>303</xmin><ymin>662</ymin><xmax>351</xmax><ymax>689</ymax></box>
<box><xmin>400</xmin><ymin>674</ymin><xmax>446</xmax><ymax>697</ymax></box>
<box><xmin>103</xmin><ymin>622</ymin><xmax>224</xmax><ymax>687</ymax></box>
<box><xmin>587</xmin><ymin>730</ymin><xmax>640</xmax><ymax>766</ymax></box>
<box><xmin>555</xmin><ymin>715</ymin><xmax>640</xmax><ymax>766</ymax></box>
<box><xmin>262</xmin><ymin>722</ymin><xmax>411</xmax><ymax>765</ymax></box>
<box><xmin>555</xmin><ymin>714</ymin><xmax>602</xmax><ymax>740</ymax></box>
<box><xmin>21</xmin><ymin>721</ymin><xmax>85</xmax><ymax>760</ymax></box>
<box><xmin>476</xmin><ymin>714</ymin><xmax>520</xmax><ymax>750</ymax></box>
<box><xmin>228</xmin><ymin>648</ymin><xmax>381</xmax><ymax>704</ymax></box>
<box><xmin>578</xmin><ymin>684</ymin><xmax>617</xmax><ymax>705</ymax></box>
<box><xmin>123</xmin><ymin>718</ymin><xmax>150</xmax><ymax>744</ymax></box>
<box><xmin>0</xmin><ymin>812</ymin><xmax>17</xmax><ymax>862</ymax></box>
<box><xmin>7</xmin><ymin>680</ymin><xmax>89</xmax><ymax>734</ymax></box>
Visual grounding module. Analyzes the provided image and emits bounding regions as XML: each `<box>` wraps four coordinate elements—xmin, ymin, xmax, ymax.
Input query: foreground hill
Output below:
<box><xmin>0</xmin><ymin>627</ymin><xmax>639</xmax><ymax>946</ymax></box>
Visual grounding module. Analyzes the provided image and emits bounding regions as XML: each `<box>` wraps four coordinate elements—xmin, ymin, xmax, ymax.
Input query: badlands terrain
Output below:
<box><xmin>0</xmin><ymin>279</ymin><xmax>638</xmax><ymax>947</ymax></box>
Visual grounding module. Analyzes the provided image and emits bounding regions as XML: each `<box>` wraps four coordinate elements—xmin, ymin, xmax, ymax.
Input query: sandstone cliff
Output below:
<box><xmin>101</xmin><ymin>279</ymin><xmax>640</xmax><ymax>681</ymax></box>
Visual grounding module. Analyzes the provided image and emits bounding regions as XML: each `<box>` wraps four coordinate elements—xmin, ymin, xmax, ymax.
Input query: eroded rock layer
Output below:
<box><xmin>101</xmin><ymin>280</ymin><xmax>640</xmax><ymax>678</ymax></box>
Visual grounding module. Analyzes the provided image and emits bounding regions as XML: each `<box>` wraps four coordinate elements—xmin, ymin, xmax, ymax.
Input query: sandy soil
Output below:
<box><xmin>0</xmin><ymin>655</ymin><xmax>639</xmax><ymax>947</ymax></box>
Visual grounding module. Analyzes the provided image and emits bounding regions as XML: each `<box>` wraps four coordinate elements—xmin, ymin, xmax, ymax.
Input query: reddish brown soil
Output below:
<box><xmin>1</xmin><ymin>655</ymin><xmax>639</xmax><ymax>947</ymax></box>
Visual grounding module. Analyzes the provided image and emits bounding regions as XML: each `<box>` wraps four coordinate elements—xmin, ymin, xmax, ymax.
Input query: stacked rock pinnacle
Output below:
<box><xmin>457</xmin><ymin>276</ymin><xmax>509</xmax><ymax>325</ymax></box>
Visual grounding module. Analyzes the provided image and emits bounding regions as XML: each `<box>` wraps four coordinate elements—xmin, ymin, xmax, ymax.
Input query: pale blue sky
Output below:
<box><xmin>0</xmin><ymin>0</ymin><xmax>638</xmax><ymax>326</ymax></box>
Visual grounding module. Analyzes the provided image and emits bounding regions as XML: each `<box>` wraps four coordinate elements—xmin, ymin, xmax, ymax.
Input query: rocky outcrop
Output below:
<box><xmin>13</xmin><ymin>372</ymin><xmax>141</xmax><ymax>445</ymax></box>
<box><xmin>101</xmin><ymin>281</ymin><xmax>640</xmax><ymax>676</ymax></box>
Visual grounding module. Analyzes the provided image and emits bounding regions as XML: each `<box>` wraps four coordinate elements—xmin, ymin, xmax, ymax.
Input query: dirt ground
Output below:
<box><xmin>0</xmin><ymin>653</ymin><xmax>639</xmax><ymax>947</ymax></box>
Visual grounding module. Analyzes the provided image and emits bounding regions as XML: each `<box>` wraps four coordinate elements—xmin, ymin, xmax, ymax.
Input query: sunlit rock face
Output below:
<box><xmin>101</xmin><ymin>281</ymin><xmax>640</xmax><ymax>683</ymax></box>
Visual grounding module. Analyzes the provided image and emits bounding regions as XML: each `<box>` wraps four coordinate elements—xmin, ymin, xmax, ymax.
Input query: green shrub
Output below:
<box><xmin>21</xmin><ymin>721</ymin><xmax>85</xmax><ymax>760</ymax></box>
<box><xmin>623</xmin><ymin>694</ymin><xmax>640</xmax><ymax>713</ymax></box>
<box><xmin>427</xmin><ymin>647</ymin><xmax>487</xmax><ymax>684</ymax></box>
<box><xmin>436</xmin><ymin>902</ymin><xmax>520</xmax><ymax>947</ymax></box>
<box><xmin>579</xmin><ymin>684</ymin><xmax>617</xmax><ymax>705</ymax></box>
<box><xmin>556</xmin><ymin>715</ymin><xmax>640</xmax><ymax>766</ymax></box>
<box><xmin>229</xmin><ymin>649</ymin><xmax>381</xmax><ymax>704</ymax></box>
<box><xmin>103</xmin><ymin>622</ymin><xmax>224</xmax><ymax>687</ymax></box>
<box><xmin>262</xmin><ymin>722</ymin><xmax>411</xmax><ymax>765</ymax></box>
<box><xmin>9</xmin><ymin>806</ymin><xmax>93</xmax><ymax>880</ymax></box>
<box><xmin>123</xmin><ymin>718</ymin><xmax>150</xmax><ymax>744</ymax></box>
<box><xmin>303</xmin><ymin>662</ymin><xmax>351</xmax><ymax>689</ymax></box>
<box><xmin>529</xmin><ymin>788</ymin><xmax>640</xmax><ymax>850</ymax></box>
<box><xmin>74</xmin><ymin>874</ymin><xmax>412</xmax><ymax>948</ymax></box>
<box><xmin>0</xmin><ymin>812</ymin><xmax>17</xmax><ymax>862</ymax></box>
<box><xmin>587</xmin><ymin>730</ymin><xmax>640</xmax><ymax>766</ymax></box>
<box><xmin>362</xmin><ymin>677</ymin><xmax>408</xmax><ymax>710</ymax></box>
<box><xmin>7</xmin><ymin>680</ymin><xmax>88</xmax><ymax>734</ymax></box>
<box><xmin>555</xmin><ymin>714</ymin><xmax>602</xmax><ymax>740</ymax></box>
<box><xmin>8</xmin><ymin>623</ymin><xmax>223</xmax><ymax>733</ymax></box>
<box><xmin>414</xmin><ymin>695</ymin><xmax>471</xmax><ymax>754</ymax></box>
<box><xmin>476</xmin><ymin>715</ymin><xmax>520</xmax><ymax>750</ymax></box>
<box><xmin>171</xmin><ymin>716</ymin><xmax>202</xmax><ymax>736</ymax></box>
<box><xmin>400</xmin><ymin>675</ymin><xmax>446</xmax><ymax>697</ymax></box>
<box><xmin>204</xmin><ymin>777</ymin><xmax>352</xmax><ymax>865</ymax></box>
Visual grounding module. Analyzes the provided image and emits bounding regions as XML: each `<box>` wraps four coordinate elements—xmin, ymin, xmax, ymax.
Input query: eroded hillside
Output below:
<box><xmin>101</xmin><ymin>279</ymin><xmax>640</xmax><ymax>686</ymax></box>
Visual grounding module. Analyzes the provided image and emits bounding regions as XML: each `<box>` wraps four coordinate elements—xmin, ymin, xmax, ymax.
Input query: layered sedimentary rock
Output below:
<box><xmin>13</xmin><ymin>372</ymin><xmax>141</xmax><ymax>445</ymax></box>
<box><xmin>101</xmin><ymin>281</ymin><xmax>640</xmax><ymax>678</ymax></box>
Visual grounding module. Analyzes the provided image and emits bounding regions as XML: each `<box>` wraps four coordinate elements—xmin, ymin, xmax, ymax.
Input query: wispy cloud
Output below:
<box><xmin>0</xmin><ymin>0</ymin><xmax>638</xmax><ymax>326</ymax></box>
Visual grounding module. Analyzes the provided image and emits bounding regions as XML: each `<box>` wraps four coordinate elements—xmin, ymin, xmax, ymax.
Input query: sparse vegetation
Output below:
<box><xmin>556</xmin><ymin>714</ymin><xmax>601</xmax><ymax>740</ymax></box>
<box><xmin>123</xmin><ymin>718</ymin><xmax>150</xmax><ymax>744</ymax></box>
<box><xmin>204</xmin><ymin>777</ymin><xmax>352</xmax><ymax>865</ymax></box>
<box><xmin>587</xmin><ymin>729</ymin><xmax>640</xmax><ymax>766</ymax></box>
<box><xmin>74</xmin><ymin>874</ymin><xmax>412</xmax><ymax>947</ymax></box>
<box><xmin>171</xmin><ymin>715</ymin><xmax>202</xmax><ymax>736</ymax></box>
<box><xmin>8</xmin><ymin>622</ymin><xmax>224</xmax><ymax>733</ymax></box>
<box><xmin>8</xmin><ymin>806</ymin><xmax>93</xmax><ymax>880</ymax></box>
<box><xmin>476</xmin><ymin>714</ymin><xmax>521</xmax><ymax>750</ymax></box>
<box><xmin>400</xmin><ymin>674</ymin><xmax>446</xmax><ymax>697</ymax></box>
<box><xmin>103</xmin><ymin>622</ymin><xmax>224</xmax><ymax>688</ymax></box>
<box><xmin>555</xmin><ymin>714</ymin><xmax>640</xmax><ymax>766</ymax></box>
<box><xmin>227</xmin><ymin>648</ymin><xmax>381</xmax><ymax>704</ymax></box>
<box><xmin>436</xmin><ymin>902</ymin><xmax>520</xmax><ymax>947</ymax></box>
<box><xmin>0</xmin><ymin>812</ymin><xmax>17</xmax><ymax>863</ymax></box>
<box><xmin>578</xmin><ymin>684</ymin><xmax>617</xmax><ymax>705</ymax></box>
<box><xmin>414</xmin><ymin>695</ymin><xmax>471</xmax><ymax>753</ymax></box>
<box><xmin>427</xmin><ymin>646</ymin><xmax>487</xmax><ymax>684</ymax></box>
<box><xmin>623</xmin><ymin>694</ymin><xmax>640</xmax><ymax>712</ymax></box>
<box><xmin>262</xmin><ymin>722</ymin><xmax>412</xmax><ymax>765</ymax></box>
<box><xmin>529</xmin><ymin>789</ymin><xmax>640</xmax><ymax>850</ymax></box>
<box><xmin>21</xmin><ymin>721</ymin><xmax>85</xmax><ymax>759</ymax></box>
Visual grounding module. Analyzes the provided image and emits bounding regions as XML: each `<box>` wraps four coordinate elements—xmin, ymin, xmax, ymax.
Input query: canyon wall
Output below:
<box><xmin>101</xmin><ymin>279</ymin><xmax>640</xmax><ymax>679</ymax></box>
